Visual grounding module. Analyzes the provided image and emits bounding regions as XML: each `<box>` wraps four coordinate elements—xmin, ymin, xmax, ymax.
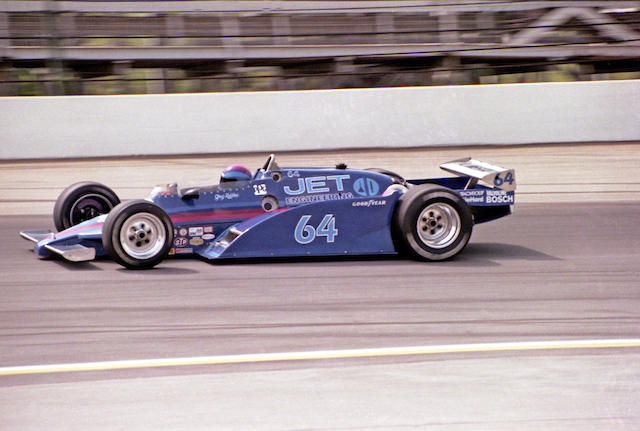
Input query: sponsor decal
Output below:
<box><xmin>354</xmin><ymin>178</ymin><xmax>379</xmax><ymax>197</ymax></box>
<box><xmin>178</xmin><ymin>228</ymin><xmax>188</xmax><ymax>237</ymax></box>
<box><xmin>202</xmin><ymin>233</ymin><xmax>215</xmax><ymax>241</ymax></box>
<box><xmin>459</xmin><ymin>190</ymin><xmax>486</xmax><ymax>204</ymax></box>
<box><xmin>215</xmin><ymin>192</ymin><xmax>240</xmax><ymax>201</ymax></box>
<box><xmin>285</xmin><ymin>192</ymin><xmax>354</xmax><ymax>205</ymax></box>
<box><xmin>203</xmin><ymin>226</ymin><xmax>213</xmax><ymax>234</ymax></box>
<box><xmin>459</xmin><ymin>189</ymin><xmax>515</xmax><ymax>205</ymax></box>
<box><xmin>190</xmin><ymin>237</ymin><xmax>204</xmax><ymax>246</ymax></box>
<box><xmin>189</xmin><ymin>227</ymin><xmax>204</xmax><ymax>237</ymax></box>
<box><xmin>284</xmin><ymin>175</ymin><xmax>350</xmax><ymax>195</ymax></box>
<box><xmin>352</xmin><ymin>199</ymin><xmax>387</xmax><ymax>208</ymax></box>
<box><xmin>461</xmin><ymin>190</ymin><xmax>484</xmax><ymax>196</ymax></box>
<box><xmin>174</xmin><ymin>237</ymin><xmax>188</xmax><ymax>247</ymax></box>
<box><xmin>168</xmin><ymin>248</ymin><xmax>175</xmax><ymax>255</ymax></box>
<box><xmin>485</xmin><ymin>189</ymin><xmax>515</xmax><ymax>204</ymax></box>
<box><xmin>175</xmin><ymin>247</ymin><xmax>193</xmax><ymax>254</ymax></box>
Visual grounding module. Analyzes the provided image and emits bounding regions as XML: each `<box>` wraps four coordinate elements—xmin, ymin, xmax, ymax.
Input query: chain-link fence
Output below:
<box><xmin>2</xmin><ymin>0</ymin><xmax>640</xmax><ymax>95</ymax></box>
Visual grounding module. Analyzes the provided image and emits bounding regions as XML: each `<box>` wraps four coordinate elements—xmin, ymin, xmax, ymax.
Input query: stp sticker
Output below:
<box><xmin>174</xmin><ymin>237</ymin><xmax>188</xmax><ymax>247</ymax></box>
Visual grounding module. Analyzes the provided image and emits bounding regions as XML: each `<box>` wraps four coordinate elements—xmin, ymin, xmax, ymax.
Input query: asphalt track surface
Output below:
<box><xmin>1</xmin><ymin>144</ymin><xmax>640</xmax><ymax>430</ymax></box>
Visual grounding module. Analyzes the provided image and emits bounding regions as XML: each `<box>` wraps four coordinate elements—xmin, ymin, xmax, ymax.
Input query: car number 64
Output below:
<box><xmin>493</xmin><ymin>171</ymin><xmax>514</xmax><ymax>187</ymax></box>
<box><xmin>294</xmin><ymin>214</ymin><xmax>338</xmax><ymax>244</ymax></box>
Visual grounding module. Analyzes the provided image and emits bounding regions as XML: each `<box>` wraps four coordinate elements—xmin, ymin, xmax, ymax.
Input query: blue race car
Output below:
<box><xmin>21</xmin><ymin>154</ymin><xmax>515</xmax><ymax>269</ymax></box>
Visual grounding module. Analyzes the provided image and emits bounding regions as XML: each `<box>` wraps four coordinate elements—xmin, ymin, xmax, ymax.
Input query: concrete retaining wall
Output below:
<box><xmin>2</xmin><ymin>80</ymin><xmax>639</xmax><ymax>159</ymax></box>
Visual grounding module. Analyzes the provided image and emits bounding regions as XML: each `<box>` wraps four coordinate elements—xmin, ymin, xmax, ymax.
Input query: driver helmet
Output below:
<box><xmin>221</xmin><ymin>164</ymin><xmax>252</xmax><ymax>183</ymax></box>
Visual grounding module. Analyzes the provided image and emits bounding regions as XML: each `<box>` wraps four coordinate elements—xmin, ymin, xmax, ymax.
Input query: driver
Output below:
<box><xmin>220</xmin><ymin>164</ymin><xmax>252</xmax><ymax>183</ymax></box>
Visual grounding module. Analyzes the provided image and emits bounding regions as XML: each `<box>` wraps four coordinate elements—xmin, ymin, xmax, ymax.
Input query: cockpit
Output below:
<box><xmin>220</xmin><ymin>154</ymin><xmax>280</xmax><ymax>184</ymax></box>
<box><xmin>176</xmin><ymin>154</ymin><xmax>280</xmax><ymax>199</ymax></box>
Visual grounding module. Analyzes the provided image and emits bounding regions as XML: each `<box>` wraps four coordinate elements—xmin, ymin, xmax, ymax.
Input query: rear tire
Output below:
<box><xmin>102</xmin><ymin>200</ymin><xmax>173</xmax><ymax>269</ymax></box>
<box><xmin>53</xmin><ymin>182</ymin><xmax>120</xmax><ymax>231</ymax></box>
<box><xmin>365</xmin><ymin>168</ymin><xmax>406</xmax><ymax>185</ymax></box>
<box><xmin>393</xmin><ymin>185</ymin><xmax>472</xmax><ymax>261</ymax></box>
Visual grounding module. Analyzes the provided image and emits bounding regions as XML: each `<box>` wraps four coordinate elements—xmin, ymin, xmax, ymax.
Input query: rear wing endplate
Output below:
<box><xmin>440</xmin><ymin>158</ymin><xmax>516</xmax><ymax>192</ymax></box>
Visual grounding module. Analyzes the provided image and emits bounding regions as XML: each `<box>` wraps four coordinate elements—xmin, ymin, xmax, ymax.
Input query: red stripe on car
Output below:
<box><xmin>170</xmin><ymin>207</ymin><xmax>288</xmax><ymax>224</ymax></box>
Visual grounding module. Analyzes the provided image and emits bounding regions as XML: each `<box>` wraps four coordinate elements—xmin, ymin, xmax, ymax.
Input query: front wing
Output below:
<box><xmin>21</xmin><ymin>216</ymin><xmax>106</xmax><ymax>262</ymax></box>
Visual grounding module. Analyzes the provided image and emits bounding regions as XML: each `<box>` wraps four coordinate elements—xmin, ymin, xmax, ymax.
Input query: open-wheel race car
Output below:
<box><xmin>21</xmin><ymin>154</ymin><xmax>516</xmax><ymax>269</ymax></box>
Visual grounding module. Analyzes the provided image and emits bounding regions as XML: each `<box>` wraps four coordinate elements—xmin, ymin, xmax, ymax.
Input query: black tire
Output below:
<box><xmin>102</xmin><ymin>200</ymin><xmax>174</xmax><ymax>269</ymax></box>
<box><xmin>393</xmin><ymin>185</ymin><xmax>472</xmax><ymax>261</ymax></box>
<box><xmin>53</xmin><ymin>181</ymin><xmax>120</xmax><ymax>231</ymax></box>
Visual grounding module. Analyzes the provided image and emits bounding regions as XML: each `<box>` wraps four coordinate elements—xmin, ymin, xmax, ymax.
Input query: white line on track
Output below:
<box><xmin>2</xmin><ymin>339</ymin><xmax>639</xmax><ymax>376</ymax></box>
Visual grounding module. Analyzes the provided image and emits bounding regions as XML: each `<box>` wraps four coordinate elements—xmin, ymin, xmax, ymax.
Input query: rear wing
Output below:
<box><xmin>440</xmin><ymin>158</ymin><xmax>516</xmax><ymax>192</ymax></box>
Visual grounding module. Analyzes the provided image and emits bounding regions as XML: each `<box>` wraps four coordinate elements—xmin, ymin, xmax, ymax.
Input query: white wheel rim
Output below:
<box><xmin>416</xmin><ymin>202</ymin><xmax>461</xmax><ymax>249</ymax></box>
<box><xmin>119</xmin><ymin>212</ymin><xmax>166</xmax><ymax>260</ymax></box>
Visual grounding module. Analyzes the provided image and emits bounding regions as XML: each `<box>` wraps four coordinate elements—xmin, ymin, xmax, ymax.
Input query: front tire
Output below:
<box><xmin>393</xmin><ymin>185</ymin><xmax>472</xmax><ymax>261</ymax></box>
<box><xmin>102</xmin><ymin>200</ymin><xmax>173</xmax><ymax>269</ymax></box>
<box><xmin>53</xmin><ymin>182</ymin><xmax>120</xmax><ymax>231</ymax></box>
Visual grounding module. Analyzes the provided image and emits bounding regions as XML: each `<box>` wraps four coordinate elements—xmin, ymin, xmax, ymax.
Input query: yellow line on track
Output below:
<box><xmin>2</xmin><ymin>339</ymin><xmax>640</xmax><ymax>376</ymax></box>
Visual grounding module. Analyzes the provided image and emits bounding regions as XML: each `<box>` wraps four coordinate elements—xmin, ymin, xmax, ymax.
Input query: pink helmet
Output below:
<box><xmin>221</xmin><ymin>164</ymin><xmax>252</xmax><ymax>182</ymax></box>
